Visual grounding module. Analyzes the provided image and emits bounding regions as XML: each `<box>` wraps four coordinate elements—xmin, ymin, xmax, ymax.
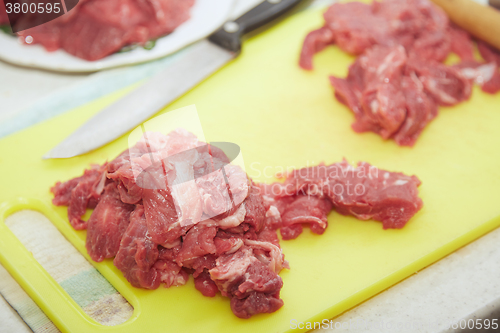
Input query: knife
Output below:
<box><xmin>44</xmin><ymin>0</ymin><xmax>304</xmax><ymax>159</ymax></box>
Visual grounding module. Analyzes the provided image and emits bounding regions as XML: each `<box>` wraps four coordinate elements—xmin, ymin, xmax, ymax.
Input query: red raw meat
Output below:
<box><xmin>280</xmin><ymin>196</ymin><xmax>333</xmax><ymax>240</ymax></box>
<box><xmin>154</xmin><ymin>260</ymin><xmax>189</xmax><ymax>288</ymax></box>
<box><xmin>300</xmin><ymin>0</ymin><xmax>451</xmax><ymax>69</ymax></box>
<box><xmin>230</xmin><ymin>291</ymin><xmax>284</xmax><ymax>319</ymax></box>
<box><xmin>107</xmin><ymin>151</ymin><xmax>143</xmax><ymax>204</ymax></box>
<box><xmin>14</xmin><ymin>0</ymin><xmax>195</xmax><ymax>61</ymax></box>
<box><xmin>410</xmin><ymin>30</ymin><xmax>450</xmax><ymax>63</ymax></box>
<box><xmin>143</xmin><ymin>187</ymin><xmax>185</xmax><ymax>247</ymax></box>
<box><xmin>182</xmin><ymin>254</ymin><xmax>216</xmax><ymax>278</ymax></box>
<box><xmin>241</xmin><ymin>184</ymin><xmax>266</xmax><ymax>232</ymax></box>
<box><xmin>114</xmin><ymin>205</ymin><xmax>161</xmax><ymax>289</ymax></box>
<box><xmin>329</xmin><ymin>57</ymin><xmax>366</xmax><ymax>119</ymax></box>
<box><xmin>453</xmin><ymin>60</ymin><xmax>500</xmax><ymax>94</ymax></box>
<box><xmin>51</xmin><ymin>164</ymin><xmax>106</xmax><ymax>230</ymax></box>
<box><xmin>323</xmin><ymin>2</ymin><xmax>387</xmax><ymax>55</ymax></box>
<box><xmin>356</xmin><ymin>46</ymin><xmax>408</xmax><ymax>139</ymax></box>
<box><xmin>393</xmin><ymin>73</ymin><xmax>438</xmax><ymax>146</ymax></box>
<box><xmin>0</xmin><ymin>1</ymin><xmax>9</xmax><ymax>25</ymax></box>
<box><xmin>448</xmin><ymin>24</ymin><xmax>475</xmax><ymax>61</ymax></box>
<box><xmin>210</xmin><ymin>246</ymin><xmax>284</xmax><ymax>319</ymax></box>
<box><xmin>194</xmin><ymin>271</ymin><xmax>218</xmax><ymax>297</ymax></box>
<box><xmin>409</xmin><ymin>59</ymin><xmax>471</xmax><ymax>106</ymax></box>
<box><xmin>478</xmin><ymin>41</ymin><xmax>500</xmax><ymax>66</ymax></box>
<box><xmin>264</xmin><ymin>160</ymin><xmax>422</xmax><ymax>229</ymax></box>
<box><xmin>299</xmin><ymin>27</ymin><xmax>335</xmax><ymax>70</ymax></box>
<box><xmin>52</xmin><ymin>129</ymin><xmax>424</xmax><ymax>318</ymax></box>
<box><xmin>482</xmin><ymin>71</ymin><xmax>500</xmax><ymax>94</ymax></box>
<box><xmin>86</xmin><ymin>182</ymin><xmax>135</xmax><ymax>262</ymax></box>
<box><xmin>176</xmin><ymin>223</ymin><xmax>217</xmax><ymax>265</ymax></box>
<box><xmin>330</xmin><ymin>45</ymin><xmax>441</xmax><ymax>145</ymax></box>
<box><xmin>300</xmin><ymin>0</ymin><xmax>496</xmax><ymax>146</ymax></box>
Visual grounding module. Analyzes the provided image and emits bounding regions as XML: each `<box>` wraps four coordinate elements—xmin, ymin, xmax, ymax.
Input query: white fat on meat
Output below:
<box><xmin>459</xmin><ymin>63</ymin><xmax>496</xmax><ymax>85</ymax></box>
<box><xmin>266</xmin><ymin>206</ymin><xmax>280</xmax><ymax>219</ymax></box>
<box><xmin>210</xmin><ymin>247</ymin><xmax>258</xmax><ymax>283</ymax></box>
<box><xmin>226</xmin><ymin>239</ymin><xmax>244</xmax><ymax>254</ymax></box>
<box><xmin>243</xmin><ymin>239</ymin><xmax>288</xmax><ymax>273</ymax></box>
<box><xmin>168</xmin><ymin>149</ymin><xmax>203</xmax><ymax>227</ymax></box>
<box><xmin>196</xmin><ymin>169</ymin><xmax>232</xmax><ymax>218</ymax></box>
<box><xmin>216</xmin><ymin>203</ymin><xmax>247</xmax><ymax>229</ymax></box>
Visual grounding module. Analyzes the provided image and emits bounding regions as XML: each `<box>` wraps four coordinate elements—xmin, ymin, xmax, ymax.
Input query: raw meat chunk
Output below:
<box><xmin>453</xmin><ymin>60</ymin><xmax>500</xmax><ymax>94</ymax></box>
<box><xmin>210</xmin><ymin>246</ymin><xmax>285</xmax><ymax>318</ymax></box>
<box><xmin>299</xmin><ymin>27</ymin><xmax>335</xmax><ymax>70</ymax></box>
<box><xmin>52</xmin><ymin>129</ymin><xmax>424</xmax><ymax>319</ymax></box>
<box><xmin>301</xmin><ymin>0</ymin><xmax>496</xmax><ymax>146</ymax></box>
<box><xmin>448</xmin><ymin>24</ymin><xmax>475</xmax><ymax>61</ymax></box>
<box><xmin>356</xmin><ymin>46</ymin><xmax>408</xmax><ymax>139</ymax></box>
<box><xmin>86</xmin><ymin>183</ymin><xmax>135</xmax><ymax>262</ymax></box>
<box><xmin>14</xmin><ymin>0</ymin><xmax>195</xmax><ymax>61</ymax></box>
<box><xmin>409</xmin><ymin>59</ymin><xmax>471</xmax><ymax>106</ymax></box>
<box><xmin>280</xmin><ymin>196</ymin><xmax>333</xmax><ymax>240</ymax></box>
<box><xmin>230</xmin><ymin>291</ymin><xmax>284</xmax><ymax>319</ymax></box>
<box><xmin>194</xmin><ymin>271</ymin><xmax>218</xmax><ymax>297</ymax></box>
<box><xmin>323</xmin><ymin>2</ymin><xmax>387</xmax><ymax>55</ymax></box>
<box><xmin>114</xmin><ymin>205</ymin><xmax>161</xmax><ymax>289</ymax></box>
<box><xmin>176</xmin><ymin>223</ymin><xmax>217</xmax><ymax>265</ymax></box>
<box><xmin>143</xmin><ymin>188</ymin><xmax>185</xmax><ymax>247</ymax></box>
<box><xmin>478</xmin><ymin>41</ymin><xmax>500</xmax><ymax>66</ymax></box>
<box><xmin>154</xmin><ymin>260</ymin><xmax>189</xmax><ymax>288</ymax></box>
<box><xmin>51</xmin><ymin>164</ymin><xmax>107</xmax><ymax>230</ymax></box>
<box><xmin>393</xmin><ymin>73</ymin><xmax>438</xmax><ymax>146</ymax></box>
<box><xmin>272</xmin><ymin>160</ymin><xmax>423</xmax><ymax>229</ymax></box>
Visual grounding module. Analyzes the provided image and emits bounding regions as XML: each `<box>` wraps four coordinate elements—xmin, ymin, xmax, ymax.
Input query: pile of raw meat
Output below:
<box><xmin>51</xmin><ymin>129</ymin><xmax>423</xmax><ymax>318</ymax></box>
<box><xmin>300</xmin><ymin>0</ymin><xmax>500</xmax><ymax>146</ymax></box>
<box><xmin>0</xmin><ymin>0</ymin><xmax>194</xmax><ymax>61</ymax></box>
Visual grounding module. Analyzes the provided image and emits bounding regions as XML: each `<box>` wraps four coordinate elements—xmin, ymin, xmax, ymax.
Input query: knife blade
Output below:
<box><xmin>44</xmin><ymin>0</ymin><xmax>304</xmax><ymax>159</ymax></box>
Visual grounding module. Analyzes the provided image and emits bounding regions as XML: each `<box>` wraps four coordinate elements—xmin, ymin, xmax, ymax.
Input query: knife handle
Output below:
<box><xmin>209</xmin><ymin>0</ymin><xmax>304</xmax><ymax>53</ymax></box>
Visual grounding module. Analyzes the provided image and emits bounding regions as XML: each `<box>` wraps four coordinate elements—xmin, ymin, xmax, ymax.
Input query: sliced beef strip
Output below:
<box><xmin>154</xmin><ymin>260</ymin><xmax>189</xmax><ymax>288</ymax></box>
<box><xmin>114</xmin><ymin>205</ymin><xmax>161</xmax><ymax>289</ymax></box>
<box><xmin>176</xmin><ymin>223</ymin><xmax>217</xmax><ymax>265</ymax></box>
<box><xmin>143</xmin><ymin>187</ymin><xmax>187</xmax><ymax>248</ymax></box>
<box><xmin>230</xmin><ymin>291</ymin><xmax>284</xmax><ymax>319</ymax></box>
<box><xmin>275</xmin><ymin>160</ymin><xmax>423</xmax><ymax>229</ymax></box>
<box><xmin>300</xmin><ymin>0</ymin><xmax>492</xmax><ymax>146</ymax></box>
<box><xmin>453</xmin><ymin>60</ymin><xmax>500</xmax><ymax>95</ymax></box>
<box><xmin>210</xmin><ymin>246</ymin><xmax>284</xmax><ymax>318</ymax></box>
<box><xmin>408</xmin><ymin>58</ymin><xmax>472</xmax><ymax>106</ymax></box>
<box><xmin>194</xmin><ymin>271</ymin><xmax>219</xmax><ymax>297</ymax></box>
<box><xmin>51</xmin><ymin>129</ymin><xmax>425</xmax><ymax>319</ymax></box>
<box><xmin>448</xmin><ymin>24</ymin><xmax>475</xmax><ymax>61</ymax></box>
<box><xmin>280</xmin><ymin>195</ymin><xmax>333</xmax><ymax>240</ymax></box>
<box><xmin>357</xmin><ymin>46</ymin><xmax>408</xmax><ymax>139</ymax></box>
<box><xmin>107</xmin><ymin>151</ymin><xmax>144</xmax><ymax>204</ymax></box>
<box><xmin>299</xmin><ymin>27</ymin><xmax>335</xmax><ymax>70</ymax></box>
<box><xmin>16</xmin><ymin>0</ymin><xmax>195</xmax><ymax>61</ymax></box>
<box><xmin>51</xmin><ymin>164</ymin><xmax>107</xmax><ymax>230</ymax></box>
<box><xmin>324</xmin><ymin>2</ymin><xmax>388</xmax><ymax>55</ymax></box>
<box><xmin>86</xmin><ymin>182</ymin><xmax>135</xmax><ymax>262</ymax></box>
<box><xmin>392</xmin><ymin>72</ymin><xmax>438</xmax><ymax>146</ymax></box>
<box><xmin>478</xmin><ymin>40</ymin><xmax>500</xmax><ymax>67</ymax></box>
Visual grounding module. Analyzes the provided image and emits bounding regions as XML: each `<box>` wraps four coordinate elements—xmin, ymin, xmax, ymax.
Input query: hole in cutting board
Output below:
<box><xmin>4</xmin><ymin>210</ymin><xmax>134</xmax><ymax>326</ymax></box>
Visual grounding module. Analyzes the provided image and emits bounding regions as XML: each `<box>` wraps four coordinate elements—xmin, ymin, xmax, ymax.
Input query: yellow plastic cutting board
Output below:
<box><xmin>1</xmin><ymin>7</ymin><xmax>500</xmax><ymax>333</ymax></box>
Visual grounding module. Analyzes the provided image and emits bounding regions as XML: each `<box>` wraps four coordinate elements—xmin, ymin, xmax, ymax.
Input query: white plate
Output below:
<box><xmin>0</xmin><ymin>0</ymin><xmax>235</xmax><ymax>72</ymax></box>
